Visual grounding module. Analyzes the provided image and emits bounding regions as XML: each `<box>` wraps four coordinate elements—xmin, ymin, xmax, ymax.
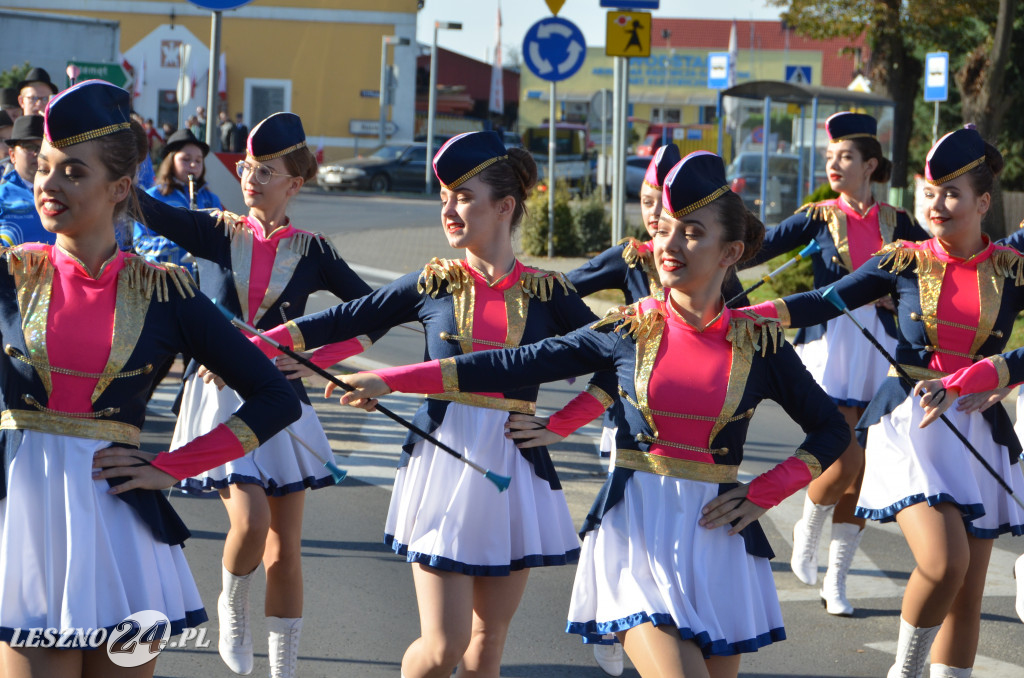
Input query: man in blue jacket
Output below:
<box><xmin>0</xmin><ymin>114</ymin><xmax>53</xmax><ymax>246</ymax></box>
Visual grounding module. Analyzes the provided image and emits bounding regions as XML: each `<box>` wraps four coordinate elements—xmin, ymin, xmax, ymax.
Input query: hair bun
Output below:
<box><xmin>506</xmin><ymin>147</ymin><xmax>538</xmax><ymax>194</ymax></box>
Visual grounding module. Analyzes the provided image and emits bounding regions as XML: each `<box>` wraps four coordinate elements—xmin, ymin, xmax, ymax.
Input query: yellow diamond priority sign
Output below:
<box><xmin>545</xmin><ymin>0</ymin><xmax>566</xmax><ymax>15</ymax></box>
<box><xmin>606</xmin><ymin>11</ymin><xmax>651</xmax><ymax>58</ymax></box>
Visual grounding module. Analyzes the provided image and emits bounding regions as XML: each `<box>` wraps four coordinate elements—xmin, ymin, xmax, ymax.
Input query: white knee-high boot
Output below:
<box><xmin>791</xmin><ymin>493</ymin><xmax>835</xmax><ymax>585</ymax></box>
<box><xmin>1013</xmin><ymin>552</ymin><xmax>1024</xmax><ymax>623</ymax></box>
<box><xmin>887</xmin><ymin>617</ymin><xmax>941</xmax><ymax>678</ymax></box>
<box><xmin>218</xmin><ymin>565</ymin><xmax>256</xmax><ymax>675</ymax></box>
<box><xmin>268</xmin><ymin>616</ymin><xmax>303</xmax><ymax>678</ymax></box>
<box><xmin>820</xmin><ymin>522</ymin><xmax>864</xmax><ymax>616</ymax></box>
<box><xmin>930</xmin><ymin>665</ymin><xmax>971</xmax><ymax>678</ymax></box>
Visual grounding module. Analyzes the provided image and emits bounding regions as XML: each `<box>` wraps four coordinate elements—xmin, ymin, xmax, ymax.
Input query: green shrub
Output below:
<box><xmin>574</xmin><ymin>195</ymin><xmax>610</xmax><ymax>254</ymax></box>
<box><xmin>520</xmin><ymin>181</ymin><xmax>580</xmax><ymax>256</ymax></box>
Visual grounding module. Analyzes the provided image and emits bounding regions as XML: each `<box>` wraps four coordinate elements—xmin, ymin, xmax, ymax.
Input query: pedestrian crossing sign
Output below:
<box><xmin>606</xmin><ymin>11</ymin><xmax>651</xmax><ymax>58</ymax></box>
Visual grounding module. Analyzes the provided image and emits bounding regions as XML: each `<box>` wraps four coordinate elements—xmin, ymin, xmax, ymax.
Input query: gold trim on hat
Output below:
<box><xmin>829</xmin><ymin>132</ymin><xmax>877</xmax><ymax>141</ymax></box>
<box><xmin>927</xmin><ymin>155</ymin><xmax>986</xmax><ymax>186</ymax></box>
<box><xmin>49</xmin><ymin>122</ymin><xmax>131</xmax><ymax>149</ymax></box>
<box><xmin>253</xmin><ymin>140</ymin><xmax>307</xmax><ymax>162</ymax></box>
<box><xmin>443</xmin><ymin>154</ymin><xmax>509</xmax><ymax>189</ymax></box>
<box><xmin>668</xmin><ymin>185</ymin><xmax>731</xmax><ymax>218</ymax></box>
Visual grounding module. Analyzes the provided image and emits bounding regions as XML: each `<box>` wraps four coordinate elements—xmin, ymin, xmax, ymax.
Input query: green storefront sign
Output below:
<box><xmin>65</xmin><ymin>61</ymin><xmax>130</xmax><ymax>89</ymax></box>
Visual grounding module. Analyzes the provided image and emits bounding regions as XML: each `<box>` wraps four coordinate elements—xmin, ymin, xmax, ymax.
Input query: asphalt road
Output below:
<box><xmin>146</xmin><ymin>190</ymin><xmax>1024</xmax><ymax>677</ymax></box>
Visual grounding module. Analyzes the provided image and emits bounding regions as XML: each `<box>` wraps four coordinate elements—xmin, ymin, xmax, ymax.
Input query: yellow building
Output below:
<box><xmin>9</xmin><ymin>0</ymin><xmax>419</xmax><ymax>160</ymax></box>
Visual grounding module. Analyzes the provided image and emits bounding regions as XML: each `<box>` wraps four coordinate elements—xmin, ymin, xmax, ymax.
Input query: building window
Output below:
<box><xmin>651</xmin><ymin>107</ymin><xmax>681</xmax><ymax>124</ymax></box>
<box><xmin>244</xmin><ymin>79</ymin><xmax>292</xmax><ymax>129</ymax></box>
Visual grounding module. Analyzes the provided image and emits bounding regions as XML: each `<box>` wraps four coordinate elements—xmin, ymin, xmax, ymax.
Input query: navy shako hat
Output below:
<box><xmin>925</xmin><ymin>126</ymin><xmax>986</xmax><ymax>185</ymax></box>
<box><xmin>8</xmin><ymin>115</ymin><xmax>44</xmax><ymax>144</ymax></box>
<box><xmin>826</xmin><ymin>112</ymin><xmax>877</xmax><ymax>142</ymax></box>
<box><xmin>643</xmin><ymin>142</ymin><xmax>681</xmax><ymax>190</ymax></box>
<box><xmin>246</xmin><ymin>112</ymin><xmax>306</xmax><ymax>162</ymax></box>
<box><xmin>18</xmin><ymin>67</ymin><xmax>58</xmax><ymax>95</ymax></box>
<box><xmin>662</xmin><ymin>151</ymin><xmax>731</xmax><ymax>218</ymax></box>
<box><xmin>432</xmin><ymin>131</ymin><xmax>508</xmax><ymax>189</ymax></box>
<box><xmin>43</xmin><ymin>80</ymin><xmax>130</xmax><ymax>149</ymax></box>
<box><xmin>162</xmin><ymin>128</ymin><xmax>210</xmax><ymax>160</ymax></box>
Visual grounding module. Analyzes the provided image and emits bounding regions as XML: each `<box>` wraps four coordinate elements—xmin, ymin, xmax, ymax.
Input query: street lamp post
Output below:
<box><xmin>425</xmin><ymin>21</ymin><xmax>462</xmax><ymax>194</ymax></box>
<box><xmin>379</xmin><ymin>35</ymin><xmax>411</xmax><ymax>147</ymax></box>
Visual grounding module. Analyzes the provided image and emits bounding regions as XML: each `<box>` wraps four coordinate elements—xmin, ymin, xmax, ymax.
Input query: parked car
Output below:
<box><xmin>317</xmin><ymin>142</ymin><xmax>430</xmax><ymax>192</ymax></box>
<box><xmin>726</xmin><ymin>152</ymin><xmax>802</xmax><ymax>221</ymax></box>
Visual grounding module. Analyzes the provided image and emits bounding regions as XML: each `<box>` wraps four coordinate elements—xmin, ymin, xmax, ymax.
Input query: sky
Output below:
<box><xmin>416</xmin><ymin>0</ymin><xmax>784</xmax><ymax>63</ymax></box>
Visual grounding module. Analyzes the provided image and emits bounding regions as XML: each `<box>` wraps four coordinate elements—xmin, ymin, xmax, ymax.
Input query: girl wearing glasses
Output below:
<box><xmin>0</xmin><ymin>80</ymin><xmax>300</xmax><ymax>678</ymax></box>
<box><xmin>136</xmin><ymin>113</ymin><xmax>378</xmax><ymax>678</ymax></box>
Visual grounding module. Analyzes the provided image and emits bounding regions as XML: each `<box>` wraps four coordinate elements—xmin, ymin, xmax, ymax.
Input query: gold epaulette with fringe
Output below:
<box><xmin>519</xmin><ymin>268</ymin><xmax>575</xmax><ymax>301</ymax></box>
<box><xmin>875</xmin><ymin>240</ymin><xmax>931</xmax><ymax>275</ymax></box>
<box><xmin>727</xmin><ymin>315</ymin><xmax>784</xmax><ymax>357</ymax></box>
<box><xmin>618</xmin><ymin>236</ymin><xmax>647</xmax><ymax>269</ymax></box>
<box><xmin>123</xmin><ymin>257</ymin><xmax>196</xmax><ymax>301</ymax></box>
<box><xmin>591</xmin><ymin>301</ymin><xmax>664</xmax><ymax>341</ymax></box>
<box><xmin>991</xmin><ymin>247</ymin><xmax>1024</xmax><ymax>287</ymax></box>
<box><xmin>4</xmin><ymin>246</ymin><xmax>48</xmax><ymax>277</ymax></box>
<box><xmin>214</xmin><ymin>210</ymin><xmax>338</xmax><ymax>259</ymax></box>
<box><xmin>417</xmin><ymin>258</ymin><xmax>472</xmax><ymax>297</ymax></box>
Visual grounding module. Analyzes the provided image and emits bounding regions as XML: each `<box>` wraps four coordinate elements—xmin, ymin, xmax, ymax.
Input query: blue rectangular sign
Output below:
<box><xmin>924</xmin><ymin>52</ymin><xmax>949</xmax><ymax>102</ymax></box>
<box><xmin>707</xmin><ymin>52</ymin><xmax>729</xmax><ymax>89</ymax></box>
<box><xmin>600</xmin><ymin>0</ymin><xmax>659</xmax><ymax>8</ymax></box>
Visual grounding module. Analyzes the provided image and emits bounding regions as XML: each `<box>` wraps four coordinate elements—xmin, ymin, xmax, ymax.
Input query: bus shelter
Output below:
<box><xmin>717</xmin><ymin>81</ymin><xmax>896</xmax><ymax>222</ymax></box>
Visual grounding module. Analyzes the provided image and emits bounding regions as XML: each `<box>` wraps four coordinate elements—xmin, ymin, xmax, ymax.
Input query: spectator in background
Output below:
<box><xmin>218</xmin><ymin>110</ymin><xmax>234</xmax><ymax>151</ymax></box>
<box><xmin>232</xmin><ymin>112</ymin><xmax>248</xmax><ymax>152</ymax></box>
<box><xmin>17</xmin><ymin>67</ymin><xmax>58</xmax><ymax>115</ymax></box>
<box><xmin>187</xmin><ymin>114</ymin><xmax>201</xmax><ymax>139</ymax></box>
<box><xmin>145</xmin><ymin>117</ymin><xmax>165</xmax><ymax>159</ymax></box>
<box><xmin>0</xmin><ymin>111</ymin><xmax>13</xmax><ymax>175</ymax></box>
<box><xmin>0</xmin><ymin>115</ymin><xmax>53</xmax><ymax>246</ymax></box>
<box><xmin>195</xmin><ymin>105</ymin><xmax>207</xmax><ymax>140</ymax></box>
<box><xmin>0</xmin><ymin>88</ymin><xmax>20</xmax><ymax>122</ymax></box>
<box><xmin>131</xmin><ymin>112</ymin><xmax>156</xmax><ymax>191</ymax></box>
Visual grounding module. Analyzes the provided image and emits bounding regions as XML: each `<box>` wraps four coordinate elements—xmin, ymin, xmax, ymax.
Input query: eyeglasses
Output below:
<box><xmin>12</xmin><ymin>143</ymin><xmax>40</xmax><ymax>154</ymax></box>
<box><xmin>20</xmin><ymin>96</ymin><xmax>48</xmax><ymax>104</ymax></box>
<box><xmin>235</xmin><ymin>160</ymin><xmax>295</xmax><ymax>185</ymax></box>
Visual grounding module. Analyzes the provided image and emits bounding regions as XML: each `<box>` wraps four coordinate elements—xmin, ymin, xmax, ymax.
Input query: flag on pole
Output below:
<box><xmin>488</xmin><ymin>4</ymin><xmax>504</xmax><ymax>116</ymax></box>
<box><xmin>133</xmin><ymin>54</ymin><xmax>145</xmax><ymax>99</ymax></box>
<box><xmin>724</xmin><ymin>20</ymin><xmax>739</xmax><ymax>134</ymax></box>
<box><xmin>177</xmin><ymin>43</ymin><xmax>192</xmax><ymax>106</ymax></box>
<box><xmin>218</xmin><ymin>52</ymin><xmax>227</xmax><ymax>100</ymax></box>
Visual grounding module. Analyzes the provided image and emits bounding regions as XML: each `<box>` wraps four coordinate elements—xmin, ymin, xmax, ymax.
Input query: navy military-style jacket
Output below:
<box><xmin>289</xmin><ymin>258</ymin><xmax>619</xmax><ymax>487</ymax></box>
<box><xmin>136</xmin><ymin>190</ymin><xmax>380</xmax><ymax>403</ymax></box>
<box><xmin>747</xmin><ymin>200</ymin><xmax>927</xmax><ymax>344</ymax></box>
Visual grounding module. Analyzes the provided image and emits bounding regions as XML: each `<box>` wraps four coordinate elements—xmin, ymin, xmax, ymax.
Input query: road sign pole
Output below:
<box><xmin>205</xmin><ymin>10</ymin><xmax>221</xmax><ymax>149</ymax></box>
<box><xmin>611</xmin><ymin>57</ymin><xmax>622</xmax><ymax>242</ymax></box>
<box><xmin>716</xmin><ymin>90</ymin><xmax>723</xmax><ymax>158</ymax></box>
<box><xmin>548</xmin><ymin>81</ymin><xmax>556</xmax><ymax>257</ymax></box>
<box><xmin>932</xmin><ymin>101</ymin><xmax>939</xmax><ymax>147</ymax></box>
<box><xmin>615</xmin><ymin>57</ymin><xmax>628</xmax><ymax>239</ymax></box>
<box><xmin>426</xmin><ymin>24</ymin><xmax>440</xmax><ymax>194</ymax></box>
<box><xmin>759</xmin><ymin>95</ymin><xmax>771</xmax><ymax>223</ymax></box>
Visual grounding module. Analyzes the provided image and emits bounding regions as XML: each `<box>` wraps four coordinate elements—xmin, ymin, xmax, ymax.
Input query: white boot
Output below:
<box><xmin>218</xmin><ymin>565</ymin><xmax>255</xmax><ymax>675</ymax></box>
<box><xmin>886</xmin><ymin>617</ymin><xmax>940</xmax><ymax>678</ymax></box>
<box><xmin>592</xmin><ymin>637</ymin><xmax>624</xmax><ymax>677</ymax></box>
<box><xmin>820</xmin><ymin>522</ymin><xmax>864</xmax><ymax>616</ymax></box>
<box><xmin>930</xmin><ymin>665</ymin><xmax>972</xmax><ymax>678</ymax></box>
<box><xmin>790</xmin><ymin>493</ymin><xmax>835</xmax><ymax>585</ymax></box>
<box><xmin>267</xmin><ymin>616</ymin><xmax>303</xmax><ymax>678</ymax></box>
<box><xmin>1014</xmin><ymin>552</ymin><xmax>1024</xmax><ymax>623</ymax></box>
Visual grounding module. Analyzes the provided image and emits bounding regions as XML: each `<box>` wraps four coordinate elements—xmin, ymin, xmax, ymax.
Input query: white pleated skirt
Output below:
<box><xmin>173</xmin><ymin>373</ymin><xmax>335</xmax><ymax>496</ymax></box>
<box><xmin>0</xmin><ymin>431</ymin><xmax>205</xmax><ymax>642</ymax></box>
<box><xmin>796</xmin><ymin>304</ymin><xmax>896</xmax><ymax>408</ymax></box>
<box><xmin>858</xmin><ymin>396</ymin><xmax>1024</xmax><ymax>537</ymax></box>
<box><xmin>385</xmin><ymin>402</ymin><xmax>580</xmax><ymax>575</ymax></box>
<box><xmin>566</xmin><ymin>473</ymin><xmax>785</xmax><ymax>656</ymax></box>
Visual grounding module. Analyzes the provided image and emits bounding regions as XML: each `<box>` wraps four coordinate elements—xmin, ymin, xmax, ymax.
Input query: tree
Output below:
<box><xmin>0</xmin><ymin>62</ymin><xmax>31</xmax><ymax>89</ymax></box>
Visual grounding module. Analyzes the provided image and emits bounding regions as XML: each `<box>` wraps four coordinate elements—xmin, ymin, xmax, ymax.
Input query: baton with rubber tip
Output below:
<box><xmin>726</xmin><ymin>240</ymin><xmax>821</xmax><ymax>308</ymax></box>
<box><xmin>821</xmin><ymin>285</ymin><xmax>1024</xmax><ymax>510</ymax></box>
<box><xmin>215</xmin><ymin>304</ymin><xmax>511</xmax><ymax>492</ymax></box>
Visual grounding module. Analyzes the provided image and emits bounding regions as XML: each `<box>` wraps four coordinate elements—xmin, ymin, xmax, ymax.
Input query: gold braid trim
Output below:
<box><xmin>990</xmin><ymin>355</ymin><xmax>1011</xmax><ymax>389</ymax></box>
<box><xmin>586</xmin><ymin>384</ymin><xmax>615</xmax><ymax>409</ymax></box>
<box><xmin>927</xmin><ymin>156</ymin><xmax>985</xmax><ymax>186</ymax></box>
<box><xmin>519</xmin><ymin>269</ymin><xmax>575</xmax><ymax>301</ymax></box>
<box><xmin>123</xmin><ymin>257</ymin><xmax>196</xmax><ymax>302</ymax></box>
<box><xmin>875</xmin><ymin>240</ymin><xmax>931</xmax><ymax>275</ymax></box>
<box><xmin>615</xmin><ymin>449</ymin><xmax>739</xmax><ymax>482</ymax></box>
<box><xmin>726</xmin><ymin>316</ymin><xmax>783</xmax><ymax>358</ymax></box>
<box><xmin>793</xmin><ymin>449</ymin><xmax>823</xmax><ymax>479</ymax></box>
<box><xmin>50</xmin><ymin>122</ymin><xmax>131</xmax><ymax>149</ymax></box>
<box><xmin>284</xmin><ymin>321</ymin><xmax>305</xmax><ymax>353</ymax></box>
<box><xmin>417</xmin><ymin>258</ymin><xmax>473</xmax><ymax>298</ymax></box>
<box><xmin>225</xmin><ymin>415</ymin><xmax>260</xmax><ymax>453</ymax></box>
<box><xmin>253</xmin><ymin>140</ymin><xmax>307</xmax><ymax>163</ymax></box>
<box><xmin>990</xmin><ymin>248</ymin><xmax>1024</xmax><ymax>287</ymax></box>
<box><xmin>1</xmin><ymin>409</ymin><xmax>140</xmax><ymax>446</ymax></box>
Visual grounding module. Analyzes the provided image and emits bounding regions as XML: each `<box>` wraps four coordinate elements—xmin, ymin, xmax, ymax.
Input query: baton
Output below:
<box><xmin>726</xmin><ymin>240</ymin><xmax>821</xmax><ymax>308</ymax></box>
<box><xmin>821</xmin><ymin>286</ymin><xmax>1024</xmax><ymax>511</ymax></box>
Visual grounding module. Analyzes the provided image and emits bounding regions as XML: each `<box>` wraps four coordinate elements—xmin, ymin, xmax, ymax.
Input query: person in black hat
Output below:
<box><xmin>17</xmin><ymin>66</ymin><xmax>58</xmax><ymax>116</ymax></box>
<box><xmin>744</xmin><ymin>127</ymin><xmax>1023</xmax><ymax>678</ymax></box>
<box><xmin>0</xmin><ymin>86</ymin><xmax>21</xmax><ymax>123</ymax></box>
<box><xmin>0</xmin><ymin>114</ymin><xmax>53</xmax><ymax>246</ymax></box>
<box><xmin>325</xmin><ymin>150</ymin><xmax>847</xmax><ymax>678</ymax></box>
<box><xmin>739</xmin><ymin>111</ymin><xmax>929</xmax><ymax>619</ymax></box>
<box><xmin>0</xmin><ymin>79</ymin><xmax>300</xmax><ymax>678</ymax></box>
<box><xmin>133</xmin><ymin>128</ymin><xmax>222</xmax><ymax>272</ymax></box>
<box><xmin>250</xmin><ymin>131</ymin><xmax>617</xmax><ymax>678</ymax></box>
<box><xmin>134</xmin><ymin>111</ymin><xmax>381</xmax><ymax>678</ymax></box>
